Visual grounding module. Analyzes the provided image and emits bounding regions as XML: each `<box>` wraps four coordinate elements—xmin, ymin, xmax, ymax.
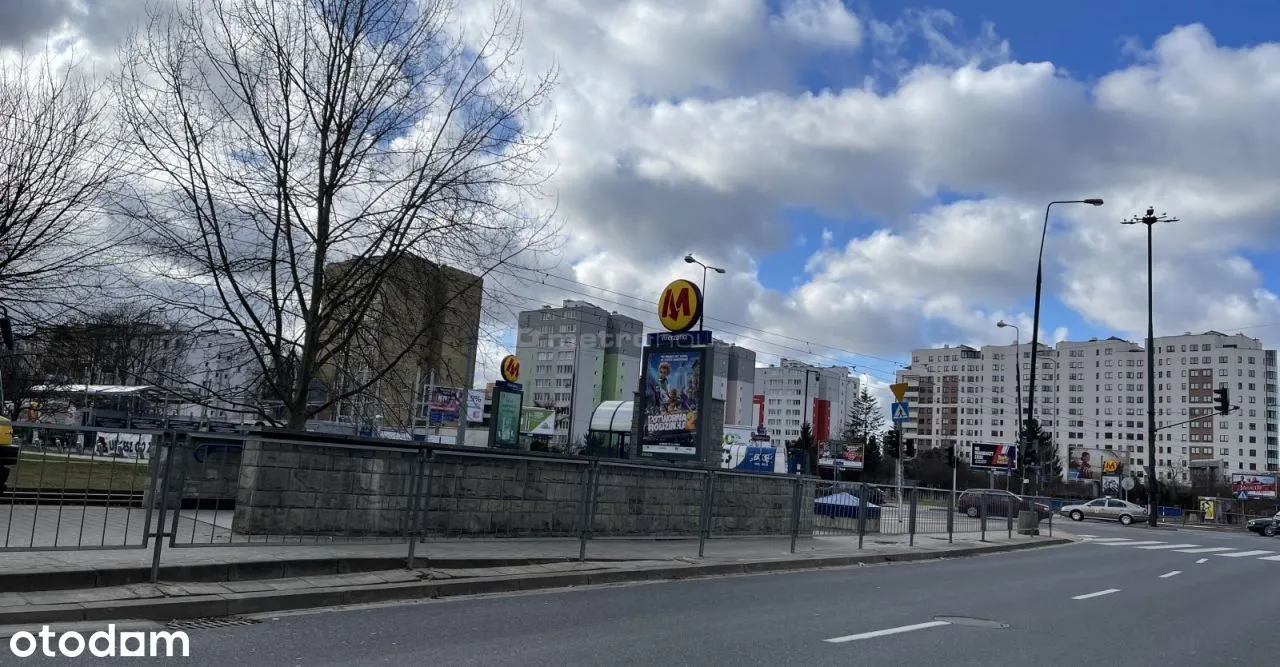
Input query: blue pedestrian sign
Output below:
<box><xmin>891</xmin><ymin>402</ymin><xmax>910</xmax><ymax>422</ymax></box>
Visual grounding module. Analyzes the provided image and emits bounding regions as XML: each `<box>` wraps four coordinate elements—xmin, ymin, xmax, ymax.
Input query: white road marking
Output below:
<box><xmin>1255</xmin><ymin>554</ymin><xmax>1280</xmax><ymax>561</ymax></box>
<box><xmin>1159</xmin><ymin>571</ymin><xmax>1181</xmax><ymax>578</ymax></box>
<box><xmin>1095</xmin><ymin>540</ymin><xmax>1165</xmax><ymax>547</ymax></box>
<box><xmin>1082</xmin><ymin>537</ymin><xmax>1135</xmax><ymax>543</ymax></box>
<box><xmin>1174</xmin><ymin>547</ymin><xmax>1234</xmax><ymax>554</ymax></box>
<box><xmin>1077</xmin><ymin>534</ymin><xmax>1098</xmax><ymax>538</ymax></box>
<box><xmin>1135</xmin><ymin>543</ymin><xmax>1200</xmax><ymax>550</ymax></box>
<box><xmin>1072</xmin><ymin>589</ymin><xmax>1121</xmax><ymax>600</ymax></box>
<box><xmin>1215</xmin><ymin>550</ymin><xmax>1275</xmax><ymax>558</ymax></box>
<box><xmin>1196</xmin><ymin>558</ymin><xmax>1210</xmax><ymax>564</ymax></box>
<box><xmin>824</xmin><ymin>621</ymin><xmax>951</xmax><ymax>644</ymax></box>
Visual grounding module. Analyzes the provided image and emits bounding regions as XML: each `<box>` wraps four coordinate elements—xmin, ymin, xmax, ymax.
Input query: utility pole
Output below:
<box><xmin>1122</xmin><ymin>206</ymin><xmax>1179</xmax><ymax>528</ymax></box>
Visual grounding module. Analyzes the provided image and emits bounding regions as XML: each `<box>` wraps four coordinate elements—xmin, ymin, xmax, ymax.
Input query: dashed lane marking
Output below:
<box><xmin>1072</xmin><ymin>589</ymin><xmax>1121</xmax><ymax>600</ymax></box>
<box><xmin>824</xmin><ymin>621</ymin><xmax>951</xmax><ymax>644</ymax></box>
<box><xmin>1215</xmin><ymin>550</ymin><xmax>1275</xmax><ymax>558</ymax></box>
<box><xmin>1135</xmin><ymin>544</ymin><xmax>1200</xmax><ymax>550</ymax></box>
<box><xmin>1159</xmin><ymin>571</ymin><xmax>1181</xmax><ymax>578</ymax></box>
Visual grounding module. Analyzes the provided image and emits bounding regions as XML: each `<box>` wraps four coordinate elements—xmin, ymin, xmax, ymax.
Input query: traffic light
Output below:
<box><xmin>903</xmin><ymin>437</ymin><xmax>916</xmax><ymax>460</ymax></box>
<box><xmin>883</xmin><ymin>429</ymin><xmax>900</xmax><ymax>459</ymax></box>
<box><xmin>946</xmin><ymin>445</ymin><xmax>957</xmax><ymax>468</ymax></box>
<box><xmin>1214</xmin><ymin>388</ymin><xmax>1231</xmax><ymax>415</ymax></box>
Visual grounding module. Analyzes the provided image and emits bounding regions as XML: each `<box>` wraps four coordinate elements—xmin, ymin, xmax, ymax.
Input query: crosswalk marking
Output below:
<box><xmin>1095</xmin><ymin>540</ymin><xmax>1166</xmax><ymax>547</ymax></box>
<box><xmin>1215</xmin><ymin>550</ymin><xmax>1275</xmax><ymax>558</ymax></box>
<box><xmin>1079</xmin><ymin>536</ymin><xmax>1280</xmax><ymax>562</ymax></box>
<box><xmin>1135</xmin><ymin>544</ymin><xmax>1200</xmax><ymax>550</ymax></box>
<box><xmin>1174</xmin><ymin>547</ymin><xmax>1235</xmax><ymax>553</ymax></box>
<box><xmin>1256</xmin><ymin>555</ymin><xmax>1280</xmax><ymax>561</ymax></box>
<box><xmin>1083</xmin><ymin>537</ymin><xmax>1136</xmax><ymax>543</ymax></box>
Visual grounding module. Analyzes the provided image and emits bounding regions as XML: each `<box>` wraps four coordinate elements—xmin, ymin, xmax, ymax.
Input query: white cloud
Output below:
<box><xmin>18</xmin><ymin>3</ymin><xmax>1280</xmax><ymax>383</ymax></box>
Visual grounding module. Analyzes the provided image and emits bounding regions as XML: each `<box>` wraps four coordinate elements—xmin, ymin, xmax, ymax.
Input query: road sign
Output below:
<box><xmin>889</xmin><ymin>382</ymin><xmax>909</xmax><ymax>402</ymax></box>
<box><xmin>658</xmin><ymin>279</ymin><xmax>702</xmax><ymax>332</ymax></box>
<box><xmin>1121</xmin><ymin>477</ymin><xmax>1135</xmax><ymax>491</ymax></box>
<box><xmin>891</xmin><ymin>402</ymin><xmax>910</xmax><ymax>422</ymax></box>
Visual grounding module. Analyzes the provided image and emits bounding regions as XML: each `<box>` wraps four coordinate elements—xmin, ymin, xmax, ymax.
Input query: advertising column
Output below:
<box><xmin>489</xmin><ymin>354</ymin><xmax>524</xmax><ymax>449</ymax></box>
<box><xmin>637</xmin><ymin>279</ymin><xmax>713</xmax><ymax>464</ymax></box>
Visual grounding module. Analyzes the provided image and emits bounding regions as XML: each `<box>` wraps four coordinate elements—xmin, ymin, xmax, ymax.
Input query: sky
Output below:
<box><xmin>7</xmin><ymin>0</ymin><xmax>1280</xmax><ymax>411</ymax></box>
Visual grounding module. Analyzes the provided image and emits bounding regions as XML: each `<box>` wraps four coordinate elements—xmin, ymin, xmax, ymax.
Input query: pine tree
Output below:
<box><xmin>792</xmin><ymin>422</ymin><xmax>818</xmax><ymax>474</ymax></box>
<box><xmin>844</xmin><ymin>388</ymin><xmax>886</xmax><ymax>450</ymax></box>
<box><xmin>863</xmin><ymin>432</ymin><xmax>883</xmax><ymax>477</ymax></box>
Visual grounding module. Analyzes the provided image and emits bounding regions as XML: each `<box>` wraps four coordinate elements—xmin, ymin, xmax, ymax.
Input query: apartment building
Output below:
<box><xmin>897</xmin><ymin>331</ymin><xmax>1278</xmax><ymax>484</ymax></box>
<box><xmin>716</xmin><ymin>341</ymin><xmax>757</xmax><ymax>426</ymax></box>
<box><xmin>515</xmin><ymin>300</ymin><xmax>643</xmax><ymax>445</ymax></box>
<box><xmin>756</xmin><ymin>359</ymin><xmax>859</xmax><ymax>444</ymax></box>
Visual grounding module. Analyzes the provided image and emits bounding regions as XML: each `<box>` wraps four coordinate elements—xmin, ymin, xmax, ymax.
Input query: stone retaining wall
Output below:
<box><xmin>227</xmin><ymin>435</ymin><xmax>816</xmax><ymax>539</ymax></box>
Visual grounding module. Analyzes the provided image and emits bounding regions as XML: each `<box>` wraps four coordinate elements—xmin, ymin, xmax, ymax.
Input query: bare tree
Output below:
<box><xmin>0</xmin><ymin>50</ymin><xmax>127</xmax><ymax>324</ymax></box>
<box><xmin>114</xmin><ymin>0</ymin><xmax>559</xmax><ymax>429</ymax></box>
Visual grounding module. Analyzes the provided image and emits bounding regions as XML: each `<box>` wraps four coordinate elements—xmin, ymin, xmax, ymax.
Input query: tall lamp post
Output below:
<box><xmin>1123</xmin><ymin>206</ymin><xmax>1179</xmax><ymax>527</ymax></box>
<box><xmin>997</xmin><ymin>320</ymin><xmax>1022</xmax><ymax>491</ymax></box>
<box><xmin>684</xmin><ymin>254</ymin><xmax>726</xmax><ymax>333</ymax></box>
<box><xmin>1027</xmin><ymin>199</ymin><xmax>1104</xmax><ymax>454</ymax></box>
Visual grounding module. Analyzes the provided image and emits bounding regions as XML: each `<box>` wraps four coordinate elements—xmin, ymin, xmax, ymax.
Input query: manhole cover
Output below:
<box><xmin>933</xmin><ymin>616</ymin><xmax>1008</xmax><ymax>629</ymax></box>
<box><xmin>166</xmin><ymin>616</ymin><xmax>262</xmax><ymax>631</ymax></box>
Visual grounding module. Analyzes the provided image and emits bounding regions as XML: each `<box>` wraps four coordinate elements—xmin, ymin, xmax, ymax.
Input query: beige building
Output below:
<box><xmin>896</xmin><ymin>331</ymin><xmax>1279</xmax><ymax>484</ymax></box>
<box><xmin>317</xmin><ymin>255</ymin><xmax>483</xmax><ymax>432</ymax></box>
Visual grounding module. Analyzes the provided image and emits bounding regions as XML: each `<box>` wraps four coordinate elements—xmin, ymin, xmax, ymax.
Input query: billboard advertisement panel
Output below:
<box><xmin>520</xmin><ymin>407</ymin><xmax>556</xmax><ymax>436</ymax></box>
<box><xmin>1231</xmin><ymin>473</ymin><xmax>1277</xmax><ymax>500</ymax></box>
<box><xmin>1067</xmin><ymin>447</ymin><xmax>1126</xmax><ymax>482</ymax></box>
<box><xmin>639</xmin><ymin>347</ymin><xmax>707</xmax><ymax>460</ymax></box>
<box><xmin>970</xmin><ymin>443</ymin><xmax>1017</xmax><ymax>471</ymax></box>
<box><xmin>426</xmin><ymin>388</ymin><xmax>461</xmax><ymax>425</ymax></box>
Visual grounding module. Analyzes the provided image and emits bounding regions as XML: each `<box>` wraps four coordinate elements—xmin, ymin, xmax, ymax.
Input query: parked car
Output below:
<box><xmin>1247</xmin><ymin>512</ymin><xmax>1280</xmax><ymax>537</ymax></box>
<box><xmin>1059</xmin><ymin>497</ymin><xmax>1148</xmax><ymax>526</ymax></box>
<box><xmin>957</xmin><ymin>489</ymin><xmax>1051</xmax><ymax>520</ymax></box>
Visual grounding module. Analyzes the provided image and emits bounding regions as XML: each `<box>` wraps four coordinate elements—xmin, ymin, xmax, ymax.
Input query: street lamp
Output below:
<box><xmin>997</xmin><ymin>320</ymin><xmax>1022</xmax><ymax>491</ymax></box>
<box><xmin>1027</xmin><ymin>199</ymin><xmax>1103</xmax><ymax>459</ymax></box>
<box><xmin>1122</xmin><ymin>206</ymin><xmax>1179</xmax><ymax>527</ymax></box>
<box><xmin>684</xmin><ymin>253</ymin><xmax>726</xmax><ymax>333</ymax></box>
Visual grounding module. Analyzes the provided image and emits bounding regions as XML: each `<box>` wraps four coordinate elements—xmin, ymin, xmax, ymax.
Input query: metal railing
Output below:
<box><xmin>0</xmin><ymin>426</ymin><xmax>1050</xmax><ymax>581</ymax></box>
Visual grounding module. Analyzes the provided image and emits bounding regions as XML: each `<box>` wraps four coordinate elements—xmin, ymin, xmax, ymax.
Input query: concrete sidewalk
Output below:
<box><xmin>0</xmin><ymin>531</ymin><xmax>1070</xmax><ymax>625</ymax></box>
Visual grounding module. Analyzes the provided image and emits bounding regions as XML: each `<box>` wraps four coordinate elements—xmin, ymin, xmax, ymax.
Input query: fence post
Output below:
<box><xmin>405</xmin><ymin>450</ymin><xmax>431</xmax><ymax>568</ymax></box>
<box><xmin>1048</xmin><ymin>505</ymin><xmax>1053</xmax><ymax>537</ymax></box>
<box><xmin>149</xmin><ymin>432</ymin><xmax>178</xmax><ymax>584</ymax></box>
<box><xmin>908</xmin><ymin>487</ymin><xmax>917</xmax><ymax>547</ymax></box>
<box><xmin>788</xmin><ymin>475</ymin><xmax>801</xmax><ymax>554</ymax></box>
<box><xmin>946</xmin><ymin>485</ymin><xmax>954</xmax><ymax>544</ymax></box>
<box><xmin>698</xmin><ymin>471</ymin><xmax>714</xmax><ymax>558</ymax></box>
<box><xmin>1007</xmin><ymin>499</ymin><xmax>1014</xmax><ymax>539</ymax></box>
<box><xmin>578</xmin><ymin>460</ymin><xmax>599</xmax><ymax>562</ymax></box>
<box><xmin>857</xmin><ymin>482</ymin><xmax>868</xmax><ymax>549</ymax></box>
<box><xmin>980</xmin><ymin>495</ymin><xmax>987</xmax><ymax>542</ymax></box>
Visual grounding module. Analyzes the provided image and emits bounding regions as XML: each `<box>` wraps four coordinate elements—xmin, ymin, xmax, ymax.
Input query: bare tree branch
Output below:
<box><xmin>0</xmin><ymin>48</ymin><xmax>129</xmax><ymax>325</ymax></box>
<box><xmin>113</xmin><ymin>0</ymin><xmax>560</xmax><ymax>429</ymax></box>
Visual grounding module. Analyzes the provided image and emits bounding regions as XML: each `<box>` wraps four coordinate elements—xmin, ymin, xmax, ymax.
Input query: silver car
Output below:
<box><xmin>1060</xmin><ymin>497</ymin><xmax>1149</xmax><ymax>526</ymax></box>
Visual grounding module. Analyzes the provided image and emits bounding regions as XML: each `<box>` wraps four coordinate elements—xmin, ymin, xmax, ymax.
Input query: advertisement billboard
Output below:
<box><xmin>489</xmin><ymin>386</ymin><xmax>522</xmax><ymax>449</ymax></box>
<box><xmin>1231</xmin><ymin>473</ymin><xmax>1277</xmax><ymax>500</ymax></box>
<box><xmin>520</xmin><ymin>407</ymin><xmax>556</xmax><ymax>436</ymax></box>
<box><xmin>970</xmin><ymin>443</ymin><xmax>1017</xmax><ymax>471</ymax></box>
<box><xmin>426</xmin><ymin>388</ymin><xmax>461</xmax><ymax>425</ymax></box>
<box><xmin>639</xmin><ymin>347</ymin><xmax>707</xmax><ymax>460</ymax></box>
<box><xmin>1067</xmin><ymin>447</ymin><xmax>1126</xmax><ymax>482</ymax></box>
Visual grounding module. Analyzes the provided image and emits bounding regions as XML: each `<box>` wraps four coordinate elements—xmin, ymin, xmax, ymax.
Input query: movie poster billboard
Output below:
<box><xmin>1231</xmin><ymin>473</ymin><xmax>1277</xmax><ymax>500</ymax></box>
<box><xmin>639</xmin><ymin>347</ymin><xmax>707</xmax><ymax>461</ymax></box>
<box><xmin>1068</xmin><ymin>447</ymin><xmax>1126</xmax><ymax>482</ymax></box>
<box><xmin>970</xmin><ymin>443</ymin><xmax>1017</xmax><ymax>471</ymax></box>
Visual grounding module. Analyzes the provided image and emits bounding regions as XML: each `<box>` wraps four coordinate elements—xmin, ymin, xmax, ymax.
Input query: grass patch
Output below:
<box><xmin>9</xmin><ymin>452</ymin><xmax>150</xmax><ymax>493</ymax></box>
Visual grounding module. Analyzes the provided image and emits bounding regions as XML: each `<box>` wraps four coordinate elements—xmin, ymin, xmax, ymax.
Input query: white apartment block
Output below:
<box><xmin>756</xmin><ymin>359</ymin><xmax>859</xmax><ymax>444</ymax></box>
<box><xmin>897</xmin><ymin>331</ymin><xmax>1278</xmax><ymax>484</ymax></box>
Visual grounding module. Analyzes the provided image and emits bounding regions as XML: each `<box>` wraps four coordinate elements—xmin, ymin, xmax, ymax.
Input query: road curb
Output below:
<box><xmin>0</xmin><ymin>556</ymin><xmax>614</xmax><ymax>594</ymax></box>
<box><xmin>0</xmin><ymin>538</ymin><xmax>1070</xmax><ymax>625</ymax></box>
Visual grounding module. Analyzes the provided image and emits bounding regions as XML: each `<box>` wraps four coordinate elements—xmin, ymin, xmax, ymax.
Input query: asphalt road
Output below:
<box><xmin>12</xmin><ymin>522</ymin><xmax>1280</xmax><ymax>666</ymax></box>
